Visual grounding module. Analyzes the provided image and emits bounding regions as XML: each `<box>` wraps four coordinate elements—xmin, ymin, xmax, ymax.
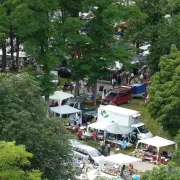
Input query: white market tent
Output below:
<box><xmin>88</xmin><ymin>121</ymin><xmax>134</xmax><ymax>135</ymax></box>
<box><xmin>100</xmin><ymin>153</ymin><xmax>141</xmax><ymax>166</ymax></box>
<box><xmin>50</xmin><ymin>105</ymin><xmax>82</xmax><ymax>124</ymax></box>
<box><xmin>49</xmin><ymin>91</ymin><xmax>74</xmax><ymax>106</ymax></box>
<box><xmin>88</xmin><ymin>121</ymin><xmax>110</xmax><ymax>131</ymax></box>
<box><xmin>104</xmin><ymin>123</ymin><xmax>134</xmax><ymax>135</ymax></box>
<box><xmin>136</xmin><ymin>136</ymin><xmax>177</xmax><ymax>160</ymax></box>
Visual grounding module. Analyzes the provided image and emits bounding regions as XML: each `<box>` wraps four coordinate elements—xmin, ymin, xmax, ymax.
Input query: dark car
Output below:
<box><xmin>56</xmin><ymin>66</ymin><xmax>71</xmax><ymax>78</ymax></box>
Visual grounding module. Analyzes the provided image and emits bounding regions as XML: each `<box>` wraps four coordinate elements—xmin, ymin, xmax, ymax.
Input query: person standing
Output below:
<box><xmin>112</xmin><ymin>78</ymin><xmax>116</xmax><ymax>88</ymax></box>
<box><xmin>129</xmin><ymin>72</ymin><xmax>135</xmax><ymax>84</ymax></box>
<box><xmin>139</xmin><ymin>73</ymin><xmax>144</xmax><ymax>84</ymax></box>
<box><xmin>117</xmin><ymin>73</ymin><xmax>121</xmax><ymax>85</ymax></box>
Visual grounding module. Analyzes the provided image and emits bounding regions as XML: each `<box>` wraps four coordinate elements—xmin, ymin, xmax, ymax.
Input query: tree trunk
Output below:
<box><xmin>74</xmin><ymin>78</ymin><xmax>79</xmax><ymax>97</ymax></box>
<box><xmin>136</xmin><ymin>42</ymin><xmax>139</xmax><ymax>54</ymax></box>
<box><xmin>10</xmin><ymin>27</ymin><xmax>14</xmax><ymax>70</ymax></box>
<box><xmin>2</xmin><ymin>42</ymin><xmax>6</xmax><ymax>72</ymax></box>
<box><xmin>93</xmin><ymin>80</ymin><xmax>97</xmax><ymax>106</ymax></box>
<box><xmin>16</xmin><ymin>36</ymin><xmax>19</xmax><ymax>71</ymax></box>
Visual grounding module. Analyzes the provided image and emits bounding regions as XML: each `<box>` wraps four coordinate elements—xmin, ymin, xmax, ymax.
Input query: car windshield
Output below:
<box><xmin>106</xmin><ymin>92</ymin><xmax>117</xmax><ymax>98</ymax></box>
<box><xmin>89</xmin><ymin>149</ymin><xmax>102</xmax><ymax>157</ymax></box>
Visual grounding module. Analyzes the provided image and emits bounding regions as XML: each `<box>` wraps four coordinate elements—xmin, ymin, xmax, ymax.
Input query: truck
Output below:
<box><xmin>98</xmin><ymin>105</ymin><xmax>153</xmax><ymax>140</ymax></box>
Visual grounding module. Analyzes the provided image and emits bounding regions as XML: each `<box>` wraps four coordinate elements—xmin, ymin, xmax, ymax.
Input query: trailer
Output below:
<box><xmin>130</xmin><ymin>84</ymin><xmax>147</xmax><ymax>98</ymax></box>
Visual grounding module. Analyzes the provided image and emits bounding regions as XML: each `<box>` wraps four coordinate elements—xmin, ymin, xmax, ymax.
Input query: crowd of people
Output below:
<box><xmin>110</xmin><ymin>67</ymin><xmax>150</xmax><ymax>88</ymax></box>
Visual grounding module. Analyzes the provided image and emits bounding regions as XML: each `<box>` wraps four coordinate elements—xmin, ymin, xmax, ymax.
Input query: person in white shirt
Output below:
<box><xmin>112</xmin><ymin>78</ymin><xmax>116</xmax><ymax>88</ymax></box>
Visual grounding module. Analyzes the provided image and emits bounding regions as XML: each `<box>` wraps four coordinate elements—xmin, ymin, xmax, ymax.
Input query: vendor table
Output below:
<box><xmin>106</xmin><ymin>139</ymin><xmax>133</xmax><ymax>148</ymax></box>
<box><xmin>84</xmin><ymin>132</ymin><xmax>93</xmax><ymax>140</ymax></box>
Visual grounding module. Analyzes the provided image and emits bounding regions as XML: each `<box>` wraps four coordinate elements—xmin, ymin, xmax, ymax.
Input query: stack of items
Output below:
<box><xmin>102</xmin><ymin>165</ymin><xmax>120</xmax><ymax>177</ymax></box>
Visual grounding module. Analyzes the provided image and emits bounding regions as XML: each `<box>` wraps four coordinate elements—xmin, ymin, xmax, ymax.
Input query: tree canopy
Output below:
<box><xmin>0</xmin><ymin>73</ymin><xmax>75</xmax><ymax>179</ymax></box>
<box><xmin>141</xmin><ymin>164</ymin><xmax>180</xmax><ymax>180</ymax></box>
<box><xmin>147</xmin><ymin>45</ymin><xmax>180</xmax><ymax>136</ymax></box>
<box><xmin>0</xmin><ymin>141</ymin><xmax>42</xmax><ymax>180</ymax></box>
<box><xmin>126</xmin><ymin>0</ymin><xmax>180</xmax><ymax>73</ymax></box>
<box><xmin>172</xmin><ymin>131</ymin><xmax>180</xmax><ymax>166</ymax></box>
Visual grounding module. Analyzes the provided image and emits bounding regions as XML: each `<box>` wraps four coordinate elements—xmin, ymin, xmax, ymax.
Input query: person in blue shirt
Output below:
<box><xmin>132</xmin><ymin>171</ymin><xmax>140</xmax><ymax>180</ymax></box>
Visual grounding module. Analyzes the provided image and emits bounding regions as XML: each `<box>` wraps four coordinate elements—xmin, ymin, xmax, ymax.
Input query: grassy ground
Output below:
<box><xmin>120</xmin><ymin>98</ymin><xmax>172</xmax><ymax>140</ymax></box>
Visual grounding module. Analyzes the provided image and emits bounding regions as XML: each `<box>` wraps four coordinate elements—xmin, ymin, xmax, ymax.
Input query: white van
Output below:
<box><xmin>72</xmin><ymin>144</ymin><xmax>103</xmax><ymax>165</ymax></box>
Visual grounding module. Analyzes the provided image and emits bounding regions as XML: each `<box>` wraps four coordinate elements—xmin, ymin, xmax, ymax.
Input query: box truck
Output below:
<box><xmin>98</xmin><ymin>105</ymin><xmax>153</xmax><ymax>139</ymax></box>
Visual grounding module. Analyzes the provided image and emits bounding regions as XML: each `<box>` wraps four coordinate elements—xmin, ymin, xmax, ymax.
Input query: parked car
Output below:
<box><xmin>102</xmin><ymin>87</ymin><xmax>132</xmax><ymax>105</ymax></box>
<box><xmin>56</xmin><ymin>66</ymin><xmax>71</xmax><ymax>78</ymax></box>
<box><xmin>72</xmin><ymin>144</ymin><xmax>103</xmax><ymax>165</ymax></box>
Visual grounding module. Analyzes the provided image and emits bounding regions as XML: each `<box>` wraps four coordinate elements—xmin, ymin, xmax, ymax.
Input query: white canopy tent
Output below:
<box><xmin>88</xmin><ymin>121</ymin><xmax>110</xmax><ymax>131</ymax></box>
<box><xmin>88</xmin><ymin>121</ymin><xmax>134</xmax><ymax>135</ymax></box>
<box><xmin>50</xmin><ymin>105</ymin><xmax>82</xmax><ymax>124</ymax></box>
<box><xmin>104</xmin><ymin>123</ymin><xmax>134</xmax><ymax>135</ymax></box>
<box><xmin>49</xmin><ymin>91</ymin><xmax>74</xmax><ymax>106</ymax></box>
<box><xmin>100</xmin><ymin>153</ymin><xmax>141</xmax><ymax>167</ymax></box>
<box><xmin>136</xmin><ymin>136</ymin><xmax>177</xmax><ymax>160</ymax></box>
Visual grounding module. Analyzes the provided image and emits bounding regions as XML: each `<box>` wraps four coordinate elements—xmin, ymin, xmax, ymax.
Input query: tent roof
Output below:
<box><xmin>88</xmin><ymin>121</ymin><xmax>110</xmax><ymax>130</ymax></box>
<box><xmin>88</xmin><ymin>122</ymin><xmax>134</xmax><ymax>135</ymax></box>
<box><xmin>101</xmin><ymin>153</ymin><xmax>141</xmax><ymax>166</ymax></box>
<box><xmin>99</xmin><ymin>105</ymin><xmax>140</xmax><ymax>116</ymax></box>
<box><xmin>104</xmin><ymin>123</ymin><xmax>134</xmax><ymax>135</ymax></box>
<box><xmin>137</xmin><ymin>136</ymin><xmax>176</xmax><ymax>148</ymax></box>
<box><xmin>50</xmin><ymin>105</ymin><xmax>81</xmax><ymax>115</ymax></box>
<box><xmin>49</xmin><ymin>91</ymin><xmax>74</xmax><ymax>101</ymax></box>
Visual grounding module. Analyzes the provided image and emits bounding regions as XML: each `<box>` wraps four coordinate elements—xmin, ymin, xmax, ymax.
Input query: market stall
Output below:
<box><xmin>135</xmin><ymin>136</ymin><xmax>177</xmax><ymax>164</ymax></box>
<box><xmin>50</xmin><ymin>105</ymin><xmax>82</xmax><ymax>124</ymax></box>
<box><xmin>49</xmin><ymin>91</ymin><xmax>74</xmax><ymax>106</ymax></box>
<box><xmin>99</xmin><ymin>153</ymin><xmax>141</xmax><ymax>179</ymax></box>
<box><xmin>104</xmin><ymin>124</ymin><xmax>134</xmax><ymax>148</ymax></box>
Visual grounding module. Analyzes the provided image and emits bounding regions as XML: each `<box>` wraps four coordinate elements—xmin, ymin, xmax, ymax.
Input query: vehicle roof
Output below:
<box><xmin>99</xmin><ymin>105</ymin><xmax>140</xmax><ymax>116</ymax></box>
<box><xmin>131</xmin><ymin>122</ymin><xmax>144</xmax><ymax>128</ymax></box>
<box><xmin>111</xmin><ymin>87</ymin><xmax>131</xmax><ymax>93</ymax></box>
<box><xmin>74</xmin><ymin>144</ymin><xmax>97</xmax><ymax>151</ymax></box>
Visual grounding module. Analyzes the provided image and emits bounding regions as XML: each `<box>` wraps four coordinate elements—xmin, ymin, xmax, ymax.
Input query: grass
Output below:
<box><xmin>120</xmin><ymin>98</ymin><xmax>173</xmax><ymax>140</ymax></box>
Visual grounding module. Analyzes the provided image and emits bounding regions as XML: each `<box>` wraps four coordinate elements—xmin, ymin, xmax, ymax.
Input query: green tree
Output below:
<box><xmin>11</xmin><ymin>0</ymin><xmax>59</xmax><ymax>99</ymax></box>
<box><xmin>0</xmin><ymin>3</ymin><xmax>9</xmax><ymax>72</ymax></box>
<box><xmin>172</xmin><ymin>131</ymin><xmax>180</xmax><ymax>166</ymax></box>
<box><xmin>0</xmin><ymin>141</ymin><xmax>42</xmax><ymax>180</ymax></box>
<box><xmin>141</xmin><ymin>164</ymin><xmax>180</xmax><ymax>180</ymax></box>
<box><xmin>147</xmin><ymin>45</ymin><xmax>180</xmax><ymax>136</ymax></box>
<box><xmin>126</xmin><ymin>0</ymin><xmax>180</xmax><ymax>73</ymax></box>
<box><xmin>0</xmin><ymin>73</ymin><xmax>75</xmax><ymax>179</ymax></box>
<box><xmin>83</xmin><ymin>0</ymin><xmax>129</xmax><ymax>105</ymax></box>
<box><xmin>61</xmin><ymin>17</ymin><xmax>92</xmax><ymax>96</ymax></box>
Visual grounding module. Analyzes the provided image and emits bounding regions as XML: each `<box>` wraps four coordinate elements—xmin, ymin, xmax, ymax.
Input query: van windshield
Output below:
<box><xmin>137</xmin><ymin>125</ymin><xmax>148</xmax><ymax>133</ymax></box>
<box><xmin>106</xmin><ymin>92</ymin><xmax>117</xmax><ymax>98</ymax></box>
<box><xmin>89</xmin><ymin>149</ymin><xmax>102</xmax><ymax>157</ymax></box>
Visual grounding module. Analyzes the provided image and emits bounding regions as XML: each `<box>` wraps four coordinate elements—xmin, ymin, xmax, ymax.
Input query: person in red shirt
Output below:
<box><xmin>93</xmin><ymin>130</ymin><xmax>97</xmax><ymax>141</ymax></box>
<box><xmin>77</xmin><ymin>128</ymin><xmax>82</xmax><ymax>139</ymax></box>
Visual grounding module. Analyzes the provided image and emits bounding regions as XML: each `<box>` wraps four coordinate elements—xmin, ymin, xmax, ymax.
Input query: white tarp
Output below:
<box><xmin>104</xmin><ymin>123</ymin><xmax>134</xmax><ymax>135</ymax></box>
<box><xmin>101</xmin><ymin>153</ymin><xmax>141</xmax><ymax>166</ymax></box>
<box><xmin>136</xmin><ymin>136</ymin><xmax>176</xmax><ymax>149</ymax></box>
<box><xmin>88</xmin><ymin>121</ymin><xmax>110</xmax><ymax>130</ymax></box>
<box><xmin>88</xmin><ymin>122</ymin><xmax>134</xmax><ymax>135</ymax></box>
<box><xmin>49</xmin><ymin>91</ymin><xmax>74</xmax><ymax>105</ymax></box>
<box><xmin>50</xmin><ymin>105</ymin><xmax>82</xmax><ymax>124</ymax></box>
<box><xmin>50</xmin><ymin>105</ymin><xmax>81</xmax><ymax>115</ymax></box>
